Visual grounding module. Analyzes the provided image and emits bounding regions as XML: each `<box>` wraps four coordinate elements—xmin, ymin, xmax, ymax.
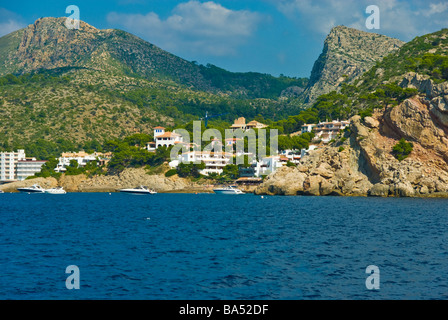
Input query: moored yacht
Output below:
<box><xmin>119</xmin><ymin>186</ymin><xmax>157</xmax><ymax>194</ymax></box>
<box><xmin>45</xmin><ymin>187</ymin><xmax>67</xmax><ymax>194</ymax></box>
<box><xmin>213</xmin><ymin>185</ymin><xmax>245</xmax><ymax>194</ymax></box>
<box><xmin>17</xmin><ymin>184</ymin><xmax>46</xmax><ymax>193</ymax></box>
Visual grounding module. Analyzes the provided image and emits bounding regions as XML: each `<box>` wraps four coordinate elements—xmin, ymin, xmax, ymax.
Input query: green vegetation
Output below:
<box><xmin>176</xmin><ymin>162</ymin><xmax>206</xmax><ymax>178</ymax></box>
<box><xmin>392</xmin><ymin>138</ymin><xmax>413</xmax><ymax>161</ymax></box>
<box><xmin>65</xmin><ymin>160</ymin><xmax>105</xmax><ymax>177</ymax></box>
<box><xmin>277</xmin><ymin>132</ymin><xmax>314</xmax><ymax>151</ymax></box>
<box><xmin>0</xmin><ymin>17</ymin><xmax>310</xmax><ymax>149</ymax></box>
<box><xmin>31</xmin><ymin>157</ymin><xmax>60</xmax><ymax>179</ymax></box>
<box><xmin>405</xmin><ymin>53</ymin><xmax>448</xmax><ymax>83</ymax></box>
<box><xmin>0</xmin><ymin>67</ymin><xmax>307</xmax><ymax>149</ymax></box>
<box><xmin>268</xmin><ymin>91</ymin><xmax>351</xmax><ymax>134</ymax></box>
<box><xmin>106</xmin><ymin>143</ymin><xmax>170</xmax><ymax>175</ymax></box>
<box><xmin>198</xmin><ymin>63</ymin><xmax>308</xmax><ymax>99</ymax></box>
<box><xmin>286</xmin><ymin>161</ymin><xmax>296</xmax><ymax>167</ymax></box>
<box><xmin>222</xmin><ymin>164</ymin><xmax>240</xmax><ymax>179</ymax></box>
<box><xmin>164</xmin><ymin>169</ymin><xmax>177</xmax><ymax>177</ymax></box>
<box><xmin>358</xmin><ymin>29</ymin><xmax>448</xmax><ymax>91</ymax></box>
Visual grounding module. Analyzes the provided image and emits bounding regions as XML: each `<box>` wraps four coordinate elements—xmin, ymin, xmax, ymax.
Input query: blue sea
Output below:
<box><xmin>0</xmin><ymin>192</ymin><xmax>447</xmax><ymax>300</ymax></box>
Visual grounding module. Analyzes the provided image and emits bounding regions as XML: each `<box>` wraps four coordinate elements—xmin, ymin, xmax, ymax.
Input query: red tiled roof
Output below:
<box><xmin>156</xmin><ymin>132</ymin><xmax>180</xmax><ymax>138</ymax></box>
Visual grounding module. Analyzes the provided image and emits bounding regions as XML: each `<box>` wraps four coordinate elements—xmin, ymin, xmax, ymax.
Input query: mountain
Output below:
<box><xmin>0</xmin><ymin>17</ymin><xmax>306</xmax><ymax>98</ymax></box>
<box><xmin>0</xmin><ymin>17</ymin><xmax>307</xmax><ymax>149</ymax></box>
<box><xmin>255</xmin><ymin>28</ymin><xmax>448</xmax><ymax>198</ymax></box>
<box><xmin>303</xmin><ymin>26</ymin><xmax>404</xmax><ymax>104</ymax></box>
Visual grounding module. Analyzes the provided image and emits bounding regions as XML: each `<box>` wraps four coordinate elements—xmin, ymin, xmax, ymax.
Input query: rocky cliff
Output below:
<box><xmin>304</xmin><ymin>26</ymin><xmax>404</xmax><ymax>104</ymax></box>
<box><xmin>256</xmin><ymin>73</ymin><xmax>448</xmax><ymax>197</ymax></box>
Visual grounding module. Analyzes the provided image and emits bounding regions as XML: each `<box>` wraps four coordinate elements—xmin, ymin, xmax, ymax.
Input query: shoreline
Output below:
<box><xmin>2</xmin><ymin>186</ymin><xmax>448</xmax><ymax>198</ymax></box>
<box><xmin>2</xmin><ymin>168</ymin><xmax>448</xmax><ymax>198</ymax></box>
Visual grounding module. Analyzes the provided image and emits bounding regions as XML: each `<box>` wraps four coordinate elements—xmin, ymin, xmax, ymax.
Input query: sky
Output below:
<box><xmin>0</xmin><ymin>0</ymin><xmax>447</xmax><ymax>78</ymax></box>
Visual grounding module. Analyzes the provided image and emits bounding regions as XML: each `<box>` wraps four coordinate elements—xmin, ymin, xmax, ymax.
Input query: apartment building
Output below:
<box><xmin>0</xmin><ymin>150</ymin><xmax>26</xmax><ymax>182</ymax></box>
<box><xmin>16</xmin><ymin>158</ymin><xmax>47</xmax><ymax>181</ymax></box>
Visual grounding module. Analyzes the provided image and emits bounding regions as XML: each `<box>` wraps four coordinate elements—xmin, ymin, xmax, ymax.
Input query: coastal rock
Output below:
<box><xmin>0</xmin><ymin>168</ymin><xmax>203</xmax><ymax>194</ymax></box>
<box><xmin>77</xmin><ymin>168</ymin><xmax>194</xmax><ymax>192</ymax></box>
<box><xmin>368</xmin><ymin>183</ymin><xmax>390</xmax><ymax>197</ymax></box>
<box><xmin>303</xmin><ymin>175</ymin><xmax>322</xmax><ymax>196</ymax></box>
<box><xmin>0</xmin><ymin>177</ymin><xmax>58</xmax><ymax>193</ymax></box>
<box><xmin>255</xmin><ymin>166</ymin><xmax>306</xmax><ymax>196</ymax></box>
<box><xmin>257</xmin><ymin>76</ymin><xmax>448</xmax><ymax>197</ymax></box>
<box><xmin>390</xmin><ymin>182</ymin><xmax>416</xmax><ymax>197</ymax></box>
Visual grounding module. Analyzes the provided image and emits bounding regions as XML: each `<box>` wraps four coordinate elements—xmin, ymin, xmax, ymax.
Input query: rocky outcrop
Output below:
<box><xmin>256</xmin><ymin>75</ymin><xmax>448</xmax><ymax>197</ymax></box>
<box><xmin>304</xmin><ymin>26</ymin><xmax>404</xmax><ymax>104</ymax></box>
<box><xmin>0</xmin><ymin>177</ymin><xmax>58</xmax><ymax>193</ymax></box>
<box><xmin>399</xmin><ymin>72</ymin><xmax>448</xmax><ymax>128</ymax></box>
<box><xmin>255</xmin><ymin>143</ymin><xmax>373</xmax><ymax>196</ymax></box>
<box><xmin>76</xmin><ymin>168</ymin><xmax>193</xmax><ymax>192</ymax></box>
<box><xmin>0</xmin><ymin>168</ymin><xmax>205</xmax><ymax>193</ymax></box>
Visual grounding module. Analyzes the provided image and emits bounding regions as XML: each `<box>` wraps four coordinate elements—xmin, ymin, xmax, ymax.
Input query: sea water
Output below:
<box><xmin>0</xmin><ymin>193</ymin><xmax>447</xmax><ymax>300</ymax></box>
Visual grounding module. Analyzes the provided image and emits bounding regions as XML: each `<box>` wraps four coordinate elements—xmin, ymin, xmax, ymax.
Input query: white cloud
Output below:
<box><xmin>0</xmin><ymin>8</ymin><xmax>26</xmax><ymax>37</ymax></box>
<box><xmin>269</xmin><ymin>0</ymin><xmax>448</xmax><ymax>41</ymax></box>
<box><xmin>107</xmin><ymin>1</ymin><xmax>264</xmax><ymax>56</ymax></box>
<box><xmin>421</xmin><ymin>2</ymin><xmax>448</xmax><ymax>17</ymax></box>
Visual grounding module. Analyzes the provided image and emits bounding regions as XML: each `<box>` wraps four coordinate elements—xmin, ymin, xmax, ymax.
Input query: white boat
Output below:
<box><xmin>119</xmin><ymin>186</ymin><xmax>157</xmax><ymax>195</ymax></box>
<box><xmin>0</xmin><ymin>190</ymin><xmax>4</xmax><ymax>193</ymax></box>
<box><xmin>45</xmin><ymin>187</ymin><xmax>67</xmax><ymax>194</ymax></box>
<box><xmin>17</xmin><ymin>184</ymin><xmax>46</xmax><ymax>193</ymax></box>
<box><xmin>213</xmin><ymin>185</ymin><xmax>245</xmax><ymax>194</ymax></box>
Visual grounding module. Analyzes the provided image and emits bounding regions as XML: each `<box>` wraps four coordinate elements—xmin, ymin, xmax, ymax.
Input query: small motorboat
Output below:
<box><xmin>17</xmin><ymin>184</ymin><xmax>46</xmax><ymax>193</ymax></box>
<box><xmin>0</xmin><ymin>190</ymin><xmax>4</xmax><ymax>193</ymax></box>
<box><xmin>119</xmin><ymin>186</ymin><xmax>157</xmax><ymax>195</ymax></box>
<box><xmin>213</xmin><ymin>185</ymin><xmax>245</xmax><ymax>194</ymax></box>
<box><xmin>45</xmin><ymin>187</ymin><xmax>67</xmax><ymax>194</ymax></box>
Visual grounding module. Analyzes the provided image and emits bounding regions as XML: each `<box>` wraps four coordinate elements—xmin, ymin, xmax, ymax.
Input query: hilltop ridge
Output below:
<box><xmin>0</xmin><ymin>17</ymin><xmax>307</xmax><ymax>148</ymax></box>
<box><xmin>256</xmin><ymin>28</ymin><xmax>448</xmax><ymax>198</ymax></box>
<box><xmin>0</xmin><ymin>17</ymin><xmax>306</xmax><ymax>96</ymax></box>
<box><xmin>304</xmin><ymin>25</ymin><xmax>404</xmax><ymax>103</ymax></box>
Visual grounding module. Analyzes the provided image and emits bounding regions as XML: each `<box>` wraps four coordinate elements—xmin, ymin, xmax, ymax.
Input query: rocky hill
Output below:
<box><xmin>0</xmin><ymin>17</ymin><xmax>307</xmax><ymax>149</ymax></box>
<box><xmin>256</xmin><ymin>27</ymin><xmax>448</xmax><ymax>198</ymax></box>
<box><xmin>256</xmin><ymin>73</ymin><xmax>448</xmax><ymax>197</ymax></box>
<box><xmin>303</xmin><ymin>26</ymin><xmax>404</xmax><ymax>104</ymax></box>
<box><xmin>0</xmin><ymin>17</ymin><xmax>306</xmax><ymax>98</ymax></box>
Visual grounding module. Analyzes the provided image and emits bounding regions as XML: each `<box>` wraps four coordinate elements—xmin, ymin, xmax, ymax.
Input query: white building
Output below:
<box><xmin>153</xmin><ymin>126</ymin><xmax>183</xmax><ymax>149</ymax></box>
<box><xmin>246</xmin><ymin>120</ymin><xmax>268</xmax><ymax>130</ymax></box>
<box><xmin>0</xmin><ymin>149</ymin><xmax>26</xmax><ymax>182</ymax></box>
<box><xmin>281</xmin><ymin>149</ymin><xmax>301</xmax><ymax>164</ymax></box>
<box><xmin>153</xmin><ymin>126</ymin><xmax>165</xmax><ymax>137</ymax></box>
<box><xmin>55</xmin><ymin>151</ymin><xmax>111</xmax><ymax>173</ymax></box>
<box><xmin>252</xmin><ymin>156</ymin><xmax>285</xmax><ymax>177</ymax></box>
<box><xmin>171</xmin><ymin>151</ymin><xmax>233</xmax><ymax>176</ymax></box>
<box><xmin>146</xmin><ymin>141</ymin><xmax>156</xmax><ymax>152</ymax></box>
<box><xmin>313</xmin><ymin>120</ymin><xmax>349</xmax><ymax>143</ymax></box>
<box><xmin>301</xmin><ymin>123</ymin><xmax>316</xmax><ymax>134</ymax></box>
<box><xmin>230</xmin><ymin>117</ymin><xmax>267</xmax><ymax>131</ymax></box>
<box><xmin>16</xmin><ymin>158</ymin><xmax>47</xmax><ymax>181</ymax></box>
